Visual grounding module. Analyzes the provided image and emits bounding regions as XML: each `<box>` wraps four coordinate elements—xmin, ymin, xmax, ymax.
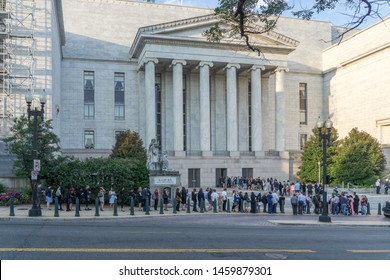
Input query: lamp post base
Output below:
<box><xmin>318</xmin><ymin>215</ymin><xmax>331</xmax><ymax>223</ymax></box>
<box><xmin>28</xmin><ymin>207</ymin><xmax>42</xmax><ymax>217</ymax></box>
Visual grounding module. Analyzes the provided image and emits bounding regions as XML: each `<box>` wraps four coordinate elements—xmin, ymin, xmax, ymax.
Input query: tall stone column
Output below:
<box><xmin>172</xmin><ymin>60</ymin><xmax>187</xmax><ymax>155</ymax></box>
<box><xmin>199</xmin><ymin>61</ymin><xmax>213</xmax><ymax>156</ymax></box>
<box><xmin>226</xmin><ymin>63</ymin><xmax>240</xmax><ymax>154</ymax></box>
<box><xmin>250</xmin><ymin>65</ymin><xmax>265</xmax><ymax>154</ymax></box>
<box><xmin>275</xmin><ymin>67</ymin><xmax>288</xmax><ymax>152</ymax></box>
<box><xmin>144</xmin><ymin>58</ymin><xmax>159</xmax><ymax>148</ymax></box>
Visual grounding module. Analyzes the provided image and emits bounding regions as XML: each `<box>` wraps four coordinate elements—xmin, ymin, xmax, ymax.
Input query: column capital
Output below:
<box><xmin>171</xmin><ymin>59</ymin><xmax>187</xmax><ymax>66</ymax></box>
<box><xmin>274</xmin><ymin>66</ymin><xmax>289</xmax><ymax>73</ymax></box>
<box><xmin>225</xmin><ymin>63</ymin><xmax>240</xmax><ymax>70</ymax></box>
<box><xmin>198</xmin><ymin>61</ymin><xmax>214</xmax><ymax>68</ymax></box>
<box><xmin>249</xmin><ymin>65</ymin><xmax>265</xmax><ymax>72</ymax></box>
<box><xmin>143</xmin><ymin>58</ymin><xmax>159</xmax><ymax>65</ymax></box>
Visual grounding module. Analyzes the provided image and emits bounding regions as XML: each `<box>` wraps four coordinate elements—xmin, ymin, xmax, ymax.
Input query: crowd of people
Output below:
<box><xmin>33</xmin><ymin>176</ymin><xmax>378</xmax><ymax>217</ymax></box>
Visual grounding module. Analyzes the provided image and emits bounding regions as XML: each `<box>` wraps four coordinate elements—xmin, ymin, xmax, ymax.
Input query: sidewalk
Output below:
<box><xmin>1</xmin><ymin>203</ymin><xmax>389</xmax><ymax>227</ymax></box>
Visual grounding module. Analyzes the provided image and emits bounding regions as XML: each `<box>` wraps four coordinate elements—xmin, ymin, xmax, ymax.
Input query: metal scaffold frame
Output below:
<box><xmin>0</xmin><ymin>0</ymin><xmax>36</xmax><ymax>139</ymax></box>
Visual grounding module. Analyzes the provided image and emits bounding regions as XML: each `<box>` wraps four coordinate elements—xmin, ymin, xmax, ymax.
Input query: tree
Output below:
<box><xmin>4</xmin><ymin>115</ymin><xmax>60</xmax><ymax>181</ymax></box>
<box><xmin>298</xmin><ymin>126</ymin><xmax>338</xmax><ymax>183</ymax></box>
<box><xmin>205</xmin><ymin>0</ymin><xmax>389</xmax><ymax>55</ymax></box>
<box><xmin>330</xmin><ymin>128</ymin><xmax>386</xmax><ymax>185</ymax></box>
<box><xmin>111</xmin><ymin>130</ymin><xmax>147</xmax><ymax>164</ymax></box>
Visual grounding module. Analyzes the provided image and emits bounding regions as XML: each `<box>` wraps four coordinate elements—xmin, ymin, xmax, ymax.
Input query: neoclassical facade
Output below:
<box><xmin>1</xmin><ymin>0</ymin><xmax>389</xmax><ymax>188</ymax></box>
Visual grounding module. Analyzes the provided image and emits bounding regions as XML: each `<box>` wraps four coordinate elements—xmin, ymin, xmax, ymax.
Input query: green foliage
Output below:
<box><xmin>3</xmin><ymin>115</ymin><xmax>60</xmax><ymax>182</ymax></box>
<box><xmin>111</xmin><ymin>130</ymin><xmax>147</xmax><ymax>164</ymax></box>
<box><xmin>0</xmin><ymin>183</ymin><xmax>6</xmax><ymax>193</ymax></box>
<box><xmin>47</xmin><ymin>157</ymin><xmax>148</xmax><ymax>198</ymax></box>
<box><xmin>330</xmin><ymin>128</ymin><xmax>386</xmax><ymax>185</ymax></box>
<box><xmin>298</xmin><ymin>126</ymin><xmax>338</xmax><ymax>183</ymax></box>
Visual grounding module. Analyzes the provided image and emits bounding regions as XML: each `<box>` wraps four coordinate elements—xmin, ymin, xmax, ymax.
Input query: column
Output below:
<box><xmin>226</xmin><ymin>63</ymin><xmax>240</xmax><ymax>154</ymax></box>
<box><xmin>250</xmin><ymin>65</ymin><xmax>265</xmax><ymax>154</ymax></box>
<box><xmin>275</xmin><ymin>67</ymin><xmax>288</xmax><ymax>152</ymax></box>
<box><xmin>144</xmin><ymin>58</ymin><xmax>159</xmax><ymax>148</ymax></box>
<box><xmin>199</xmin><ymin>61</ymin><xmax>213</xmax><ymax>156</ymax></box>
<box><xmin>172</xmin><ymin>60</ymin><xmax>187</xmax><ymax>155</ymax></box>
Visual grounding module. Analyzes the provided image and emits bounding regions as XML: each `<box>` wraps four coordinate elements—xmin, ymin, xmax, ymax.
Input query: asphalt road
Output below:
<box><xmin>1</xmin><ymin>215</ymin><xmax>390</xmax><ymax>260</ymax></box>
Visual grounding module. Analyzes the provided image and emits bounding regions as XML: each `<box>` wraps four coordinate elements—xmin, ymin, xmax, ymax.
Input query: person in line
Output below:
<box><xmin>109</xmin><ymin>187</ymin><xmax>117</xmax><ymax>208</ymax></box>
<box><xmin>119</xmin><ymin>187</ymin><xmax>126</xmax><ymax>212</ymax></box>
<box><xmin>197</xmin><ymin>188</ymin><xmax>204</xmax><ymax>211</ymax></box>
<box><xmin>68</xmin><ymin>187</ymin><xmax>75</xmax><ymax>211</ymax></box>
<box><xmin>222</xmin><ymin>188</ymin><xmax>227</xmax><ymax>212</ymax></box>
<box><xmin>152</xmin><ymin>188</ymin><xmax>159</xmax><ymax>211</ymax></box>
<box><xmin>98</xmin><ymin>187</ymin><xmax>105</xmax><ymax>211</ymax></box>
<box><xmin>45</xmin><ymin>186</ymin><xmax>53</xmax><ymax>210</ymax></box>
<box><xmin>361</xmin><ymin>195</ymin><xmax>368</xmax><ymax>215</ymax></box>
<box><xmin>55</xmin><ymin>186</ymin><xmax>63</xmax><ymax>211</ymax></box>
<box><xmin>84</xmin><ymin>185</ymin><xmax>91</xmax><ymax>210</ymax></box>
<box><xmin>353</xmin><ymin>192</ymin><xmax>360</xmax><ymax>214</ymax></box>
<box><xmin>181</xmin><ymin>187</ymin><xmax>187</xmax><ymax>211</ymax></box>
<box><xmin>137</xmin><ymin>187</ymin><xmax>143</xmax><ymax>211</ymax></box>
<box><xmin>297</xmin><ymin>192</ymin><xmax>306</xmax><ymax>214</ymax></box>
<box><xmin>291</xmin><ymin>193</ymin><xmax>298</xmax><ymax>215</ymax></box>
<box><xmin>163</xmin><ymin>189</ymin><xmax>169</xmax><ymax>211</ymax></box>
<box><xmin>191</xmin><ymin>188</ymin><xmax>198</xmax><ymax>212</ymax></box>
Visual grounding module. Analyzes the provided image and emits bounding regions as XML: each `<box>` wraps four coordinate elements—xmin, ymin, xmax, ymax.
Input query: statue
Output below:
<box><xmin>161</xmin><ymin>151</ymin><xmax>172</xmax><ymax>171</ymax></box>
<box><xmin>147</xmin><ymin>138</ymin><xmax>160</xmax><ymax>171</ymax></box>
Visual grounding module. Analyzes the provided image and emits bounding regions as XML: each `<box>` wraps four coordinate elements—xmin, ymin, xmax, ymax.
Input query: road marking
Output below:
<box><xmin>347</xmin><ymin>250</ymin><xmax>390</xmax><ymax>253</ymax></box>
<box><xmin>0</xmin><ymin>248</ymin><xmax>315</xmax><ymax>253</ymax></box>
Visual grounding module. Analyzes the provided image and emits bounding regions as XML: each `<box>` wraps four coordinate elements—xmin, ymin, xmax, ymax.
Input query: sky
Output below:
<box><xmin>155</xmin><ymin>0</ymin><xmax>390</xmax><ymax>28</ymax></box>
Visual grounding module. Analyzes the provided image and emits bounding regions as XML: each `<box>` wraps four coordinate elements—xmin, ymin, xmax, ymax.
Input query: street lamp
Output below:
<box><xmin>26</xmin><ymin>90</ymin><xmax>46</xmax><ymax>217</ymax></box>
<box><xmin>317</xmin><ymin>116</ymin><xmax>333</xmax><ymax>223</ymax></box>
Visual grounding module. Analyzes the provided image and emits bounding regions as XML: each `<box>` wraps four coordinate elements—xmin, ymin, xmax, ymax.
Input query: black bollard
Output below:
<box><xmin>213</xmin><ymin>200</ymin><xmax>218</xmax><ymax>213</ymax></box>
<box><xmin>378</xmin><ymin>203</ymin><xmax>382</xmax><ymax>215</ymax></box>
<box><xmin>145</xmin><ymin>198</ymin><xmax>150</xmax><ymax>215</ymax></box>
<box><xmin>187</xmin><ymin>196</ymin><xmax>191</xmax><ymax>213</ymax></box>
<box><xmin>281</xmin><ymin>199</ymin><xmax>285</xmax><ymax>214</ymax></box>
<box><xmin>54</xmin><ymin>197</ymin><xmax>59</xmax><ymax>217</ymax></box>
<box><xmin>173</xmin><ymin>198</ymin><xmax>177</xmax><ymax>214</ymax></box>
<box><xmin>367</xmin><ymin>203</ymin><xmax>371</xmax><ymax>215</ymax></box>
<box><xmin>95</xmin><ymin>198</ymin><xmax>100</xmax><ymax>217</ymax></box>
<box><xmin>9</xmin><ymin>196</ymin><xmax>15</xmax><ymax>217</ymax></box>
<box><xmin>130</xmin><ymin>196</ymin><xmax>135</xmax><ymax>216</ymax></box>
<box><xmin>159</xmin><ymin>197</ymin><xmax>164</xmax><ymax>215</ymax></box>
<box><xmin>239</xmin><ymin>201</ymin><xmax>243</xmax><ymax>213</ymax></box>
<box><xmin>113</xmin><ymin>198</ymin><xmax>118</xmax><ymax>216</ymax></box>
<box><xmin>75</xmin><ymin>198</ymin><xmax>80</xmax><ymax>217</ymax></box>
<box><xmin>227</xmin><ymin>198</ymin><xmax>231</xmax><ymax>213</ymax></box>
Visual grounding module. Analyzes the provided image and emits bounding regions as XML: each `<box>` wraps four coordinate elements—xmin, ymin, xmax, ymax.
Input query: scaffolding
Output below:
<box><xmin>0</xmin><ymin>0</ymin><xmax>36</xmax><ymax>139</ymax></box>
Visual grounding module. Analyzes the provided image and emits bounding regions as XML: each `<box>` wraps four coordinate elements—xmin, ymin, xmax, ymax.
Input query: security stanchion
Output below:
<box><xmin>159</xmin><ymin>198</ymin><xmax>164</xmax><ymax>214</ymax></box>
<box><xmin>145</xmin><ymin>198</ymin><xmax>150</xmax><ymax>215</ymax></box>
<box><xmin>75</xmin><ymin>198</ymin><xmax>80</xmax><ymax>217</ymax></box>
<box><xmin>378</xmin><ymin>203</ymin><xmax>382</xmax><ymax>215</ymax></box>
<box><xmin>187</xmin><ymin>196</ymin><xmax>191</xmax><ymax>213</ymax></box>
<box><xmin>367</xmin><ymin>203</ymin><xmax>371</xmax><ymax>215</ymax></box>
<box><xmin>281</xmin><ymin>199</ymin><xmax>285</xmax><ymax>214</ymax></box>
<box><xmin>54</xmin><ymin>197</ymin><xmax>59</xmax><ymax>217</ymax></box>
<box><xmin>227</xmin><ymin>198</ymin><xmax>231</xmax><ymax>213</ymax></box>
<box><xmin>9</xmin><ymin>196</ymin><xmax>15</xmax><ymax>217</ymax></box>
<box><xmin>113</xmin><ymin>198</ymin><xmax>118</xmax><ymax>216</ymax></box>
<box><xmin>173</xmin><ymin>198</ymin><xmax>177</xmax><ymax>214</ymax></box>
<box><xmin>130</xmin><ymin>196</ymin><xmax>135</xmax><ymax>216</ymax></box>
<box><xmin>95</xmin><ymin>198</ymin><xmax>100</xmax><ymax>217</ymax></box>
<box><xmin>239</xmin><ymin>201</ymin><xmax>243</xmax><ymax>213</ymax></box>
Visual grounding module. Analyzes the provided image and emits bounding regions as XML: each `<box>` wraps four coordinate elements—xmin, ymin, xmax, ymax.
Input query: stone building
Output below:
<box><xmin>0</xmin><ymin>0</ymin><xmax>389</xmax><ymax>188</ymax></box>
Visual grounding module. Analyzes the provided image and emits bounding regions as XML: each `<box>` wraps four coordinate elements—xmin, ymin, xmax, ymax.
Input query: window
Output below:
<box><xmin>84</xmin><ymin>71</ymin><xmax>95</xmax><ymax>119</ymax></box>
<box><xmin>300</xmin><ymin>134</ymin><xmax>307</xmax><ymax>150</ymax></box>
<box><xmin>115</xmin><ymin>130</ymin><xmax>125</xmax><ymax>142</ymax></box>
<box><xmin>188</xmin><ymin>168</ymin><xmax>200</xmax><ymax>188</ymax></box>
<box><xmin>155</xmin><ymin>74</ymin><xmax>162</xmax><ymax>146</ymax></box>
<box><xmin>216</xmin><ymin>168</ymin><xmax>227</xmax><ymax>188</ymax></box>
<box><xmin>84</xmin><ymin>130</ymin><xmax>95</xmax><ymax>149</ymax></box>
<box><xmin>299</xmin><ymin>83</ymin><xmax>307</xmax><ymax>125</ymax></box>
<box><xmin>242</xmin><ymin>168</ymin><xmax>253</xmax><ymax>178</ymax></box>
<box><xmin>114</xmin><ymin>73</ymin><xmax>125</xmax><ymax>120</ymax></box>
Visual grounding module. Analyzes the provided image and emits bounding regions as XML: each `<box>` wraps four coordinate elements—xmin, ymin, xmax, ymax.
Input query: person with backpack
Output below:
<box><xmin>45</xmin><ymin>186</ymin><xmax>53</xmax><ymax>210</ymax></box>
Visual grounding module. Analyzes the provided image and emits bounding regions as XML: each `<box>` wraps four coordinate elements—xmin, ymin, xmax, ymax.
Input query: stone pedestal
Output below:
<box><xmin>149</xmin><ymin>171</ymin><xmax>181</xmax><ymax>201</ymax></box>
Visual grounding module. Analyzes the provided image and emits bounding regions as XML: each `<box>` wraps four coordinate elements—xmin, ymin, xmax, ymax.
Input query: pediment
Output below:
<box><xmin>130</xmin><ymin>14</ymin><xmax>299</xmax><ymax>58</ymax></box>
